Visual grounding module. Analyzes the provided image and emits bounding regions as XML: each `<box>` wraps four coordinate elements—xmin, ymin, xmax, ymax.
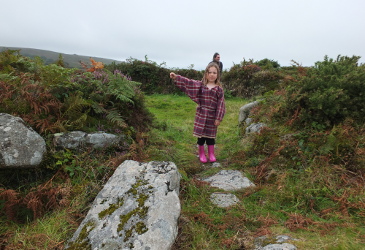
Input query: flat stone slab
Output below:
<box><xmin>210</xmin><ymin>192</ymin><xmax>239</xmax><ymax>207</ymax></box>
<box><xmin>66</xmin><ymin>160</ymin><xmax>181</xmax><ymax>250</ymax></box>
<box><xmin>202</xmin><ymin>170</ymin><xmax>255</xmax><ymax>191</ymax></box>
<box><xmin>53</xmin><ymin>131</ymin><xmax>123</xmax><ymax>149</ymax></box>
<box><xmin>261</xmin><ymin>243</ymin><xmax>297</xmax><ymax>250</ymax></box>
<box><xmin>254</xmin><ymin>235</ymin><xmax>298</xmax><ymax>250</ymax></box>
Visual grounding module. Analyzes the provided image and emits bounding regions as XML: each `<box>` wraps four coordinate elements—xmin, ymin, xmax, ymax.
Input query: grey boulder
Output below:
<box><xmin>66</xmin><ymin>160</ymin><xmax>181</xmax><ymax>250</ymax></box>
<box><xmin>0</xmin><ymin>113</ymin><xmax>46</xmax><ymax>168</ymax></box>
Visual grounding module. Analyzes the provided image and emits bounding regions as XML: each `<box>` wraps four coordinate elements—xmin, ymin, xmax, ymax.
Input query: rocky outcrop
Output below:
<box><xmin>246</xmin><ymin>122</ymin><xmax>266</xmax><ymax>134</ymax></box>
<box><xmin>0</xmin><ymin>113</ymin><xmax>46</xmax><ymax>169</ymax></box>
<box><xmin>239</xmin><ymin>100</ymin><xmax>260</xmax><ymax>125</ymax></box>
<box><xmin>65</xmin><ymin>160</ymin><xmax>181</xmax><ymax>250</ymax></box>
<box><xmin>238</xmin><ymin>101</ymin><xmax>267</xmax><ymax>135</ymax></box>
<box><xmin>0</xmin><ymin>113</ymin><xmax>125</xmax><ymax>168</ymax></box>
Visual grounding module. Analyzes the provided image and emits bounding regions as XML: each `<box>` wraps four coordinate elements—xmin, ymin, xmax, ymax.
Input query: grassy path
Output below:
<box><xmin>145</xmin><ymin>94</ymin><xmax>365</xmax><ymax>249</ymax></box>
<box><xmin>145</xmin><ymin>94</ymin><xmax>246</xmax><ymax>173</ymax></box>
<box><xmin>145</xmin><ymin>94</ymin><xmax>256</xmax><ymax>249</ymax></box>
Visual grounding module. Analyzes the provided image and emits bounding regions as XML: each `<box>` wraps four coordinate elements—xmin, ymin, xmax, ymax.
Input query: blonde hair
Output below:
<box><xmin>202</xmin><ymin>62</ymin><xmax>222</xmax><ymax>87</ymax></box>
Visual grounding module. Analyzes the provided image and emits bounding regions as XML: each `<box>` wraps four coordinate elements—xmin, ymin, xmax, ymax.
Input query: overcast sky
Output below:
<box><xmin>1</xmin><ymin>0</ymin><xmax>364</xmax><ymax>70</ymax></box>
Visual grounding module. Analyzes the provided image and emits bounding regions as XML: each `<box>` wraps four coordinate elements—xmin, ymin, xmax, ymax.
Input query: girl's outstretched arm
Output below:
<box><xmin>170</xmin><ymin>74</ymin><xmax>202</xmax><ymax>104</ymax></box>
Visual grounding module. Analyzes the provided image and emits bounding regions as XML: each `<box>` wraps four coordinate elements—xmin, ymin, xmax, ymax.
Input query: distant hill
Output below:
<box><xmin>0</xmin><ymin>46</ymin><xmax>123</xmax><ymax>69</ymax></box>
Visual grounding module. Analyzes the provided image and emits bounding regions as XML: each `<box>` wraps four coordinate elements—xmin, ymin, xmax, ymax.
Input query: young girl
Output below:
<box><xmin>170</xmin><ymin>62</ymin><xmax>226</xmax><ymax>163</ymax></box>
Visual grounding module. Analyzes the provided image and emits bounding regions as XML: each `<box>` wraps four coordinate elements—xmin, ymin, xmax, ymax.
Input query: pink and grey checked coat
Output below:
<box><xmin>174</xmin><ymin>75</ymin><xmax>225</xmax><ymax>139</ymax></box>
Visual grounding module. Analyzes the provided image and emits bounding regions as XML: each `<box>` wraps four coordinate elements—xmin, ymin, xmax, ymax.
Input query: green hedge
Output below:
<box><xmin>106</xmin><ymin>57</ymin><xmax>204</xmax><ymax>95</ymax></box>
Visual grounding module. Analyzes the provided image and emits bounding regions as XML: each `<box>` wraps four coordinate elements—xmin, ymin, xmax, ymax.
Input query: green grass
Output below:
<box><xmin>2</xmin><ymin>210</ymin><xmax>74</xmax><ymax>249</ymax></box>
<box><xmin>145</xmin><ymin>94</ymin><xmax>245</xmax><ymax>170</ymax></box>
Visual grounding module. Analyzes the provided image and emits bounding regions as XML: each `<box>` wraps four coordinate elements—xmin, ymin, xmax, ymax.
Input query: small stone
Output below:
<box><xmin>210</xmin><ymin>192</ymin><xmax>239</xmax><ymax>207</ymax></box>
<box><xmin>211</xmin><ymin>162</ymin><xmax>221</xmax><ymax>168</ymax></box>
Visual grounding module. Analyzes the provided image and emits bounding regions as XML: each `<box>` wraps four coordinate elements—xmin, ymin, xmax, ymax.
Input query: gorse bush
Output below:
<box><xmin>248</xmin><ymin>55</ymin><xmax>365</xmax><ymax>173</ymax></box>
<box><xmin>277</xmin><ymin>55</ymin><xmax>365</xmax><ymax>129</ymax></box>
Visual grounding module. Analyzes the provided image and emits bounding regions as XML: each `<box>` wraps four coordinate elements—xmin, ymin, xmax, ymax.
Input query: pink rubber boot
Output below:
<box><xmin>198</xmin><ymin>145</ymin><xmax>207</xmax><ymax>163</ymax></box>
<box><xmin>208</xmin><ymin>145</ymin><xmax>216</xmax><ymax>162</ymax></box>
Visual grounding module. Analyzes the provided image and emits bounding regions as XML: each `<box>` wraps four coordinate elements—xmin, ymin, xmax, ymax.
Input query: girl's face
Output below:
<box><xmin>206</xmin><ymin>66</ymin><xmax>218</xmax><ymax>83</ymax></box>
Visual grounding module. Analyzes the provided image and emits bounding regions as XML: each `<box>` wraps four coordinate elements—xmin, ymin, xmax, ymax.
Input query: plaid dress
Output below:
<box><xmin>174</xmin><ymin>75</ymin><xmax>225</xmax><ymax>139</ymax></box>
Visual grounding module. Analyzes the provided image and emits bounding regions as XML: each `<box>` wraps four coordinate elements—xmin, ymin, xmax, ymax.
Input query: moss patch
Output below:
<box><xmin>117</xmin><ymin>178</ymin><xmax>153</xmax><ymax>242</ymax></box>
<box><xmin>135</xmin><ymin>221</ymin><xmax>148</xmax><ymax>234</ymax></box>
<box><xmin>98</xmin><ymin>197</ymin><xmax>124</xmax><ymax>219</ymax></box>
<box><xmin>66</xmin><ymin>220</ymin><xmax>95</xmax><ymax>250</ymax></box>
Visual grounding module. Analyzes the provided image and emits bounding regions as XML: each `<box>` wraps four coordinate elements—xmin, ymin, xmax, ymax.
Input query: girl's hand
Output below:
<box><xmin>170</xmin><ymin>72</ymin><xmax>177</xmax><ymax>79</ymax></box>
<box><xmin>214</xmin><ymin>120</ymin><xmax>221</xmax><ymax>126</ymax></box>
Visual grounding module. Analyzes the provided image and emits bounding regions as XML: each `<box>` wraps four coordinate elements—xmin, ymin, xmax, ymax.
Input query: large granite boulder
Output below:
<box><xmin>0</xmin><ymin>113</ymin><xmax>46</xmax><ymax>168</ymax></box>
<box><xmin>66</xmin><ymin>160</ymin><xmax>181</xmax><ymax>250</ymax></box>
<box><xmin>238</xmin><ymin>101</ymin><xmax>267</xmax><ymax>135</ymax></box>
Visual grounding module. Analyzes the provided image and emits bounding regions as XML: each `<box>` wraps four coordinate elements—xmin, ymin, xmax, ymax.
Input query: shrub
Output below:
<box><xmin>255</xmin><ymin>58</ymin><xmax>280</xmax><ymax>70</ymax></box>
<box><xmin>106</xmin><ymin>57</ymin><xmax>204</xmax><ymax>95</ymax></box>
<box><xmin>222</xmin><ymin>59</ymin><xmax>283</xmax><ymax>98</ymax></box>
<box><xmin>278</xmin><ymin>55</ymin><xmax>365</xmax><ymax>129</ymax></box>
<box><xmin>107</xmin><ymin>57</ymin><xmax>170</xmax><ymax>94</ymax></box>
